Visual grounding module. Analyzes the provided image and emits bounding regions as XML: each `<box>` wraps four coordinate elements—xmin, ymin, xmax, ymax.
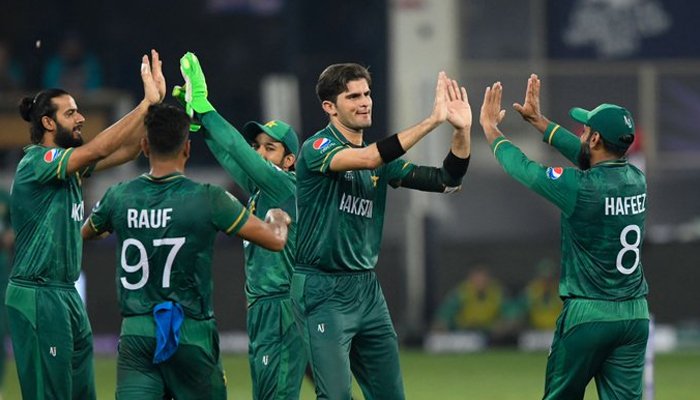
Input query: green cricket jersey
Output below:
<box><xmin>490</xmin><ymin>123</ymin><xmax>648</xmax><ymax>302</ymax></box>
<box><xmin>296</xmin><ymin>124</ymin><xmax>416</xmax><ymax>272</ymax></box>
<box><xmin>11</xmin><ymin>145</ymin><xmax>93</xmax><ymax>284</ymax></box>
<box><xmin>87</xmin><ymin>173</ymin><xmax>250</xmax><ymax>319</ymax></box>
<box><xmin>0</xmin><ymin>188</ymin><xmax>11</xmax><ymax>282</ymax></box>
<box><xmin>201</xmin><ymin>112</ymin><xmax>297</xmax><ymax>306</ymax></box>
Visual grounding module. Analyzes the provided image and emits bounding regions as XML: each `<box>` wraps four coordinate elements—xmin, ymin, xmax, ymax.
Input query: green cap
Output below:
<box><xmin>569</xmin><ymin>103</ymin><xmax>635</xmax><ymax>152</ymax></box>
<box><xmin>242</xmin><ymin>120</ymin><xmax>299</xmax><ymax>156</ymax></box>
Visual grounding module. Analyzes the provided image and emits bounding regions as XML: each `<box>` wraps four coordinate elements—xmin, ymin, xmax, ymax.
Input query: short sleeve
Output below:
<box><xmin>88</xmin><ymin>186</ymin><xmax>115</xmax><ymax>234</ymax></box>
<box><xmin>32</xmin><ymin>147</ymin><xmax>74</xmax><ymax>183</ymax></box>
<box><xmin>301</xmin><ymin>136</ymin><xmax>345</xmax><ymax>174</ymax></box>
<box><xmin>209</xmin><ymin>185</ymin><xmax>251</xmax><ymax>236</ymax></box>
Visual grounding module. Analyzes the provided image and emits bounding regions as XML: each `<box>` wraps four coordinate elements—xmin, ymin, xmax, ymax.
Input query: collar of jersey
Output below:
<box><xmin>592</xmin><ymin>158</ymin><xmax>628</xmax><ymax>168</ymax></box>
<box><xmin>141</xmin><ymin>172</ymin><xmax>186</xmax><ymax>182</ymax></box>
<box><xmin>24</xmin><ymin>144</ymin><xmax>57</xmax><ymax>153</ymax></box>
<box><xmin>327</xmin><ymin>123</ymin><xmax>366</xmax><ymax>148</ymax></box>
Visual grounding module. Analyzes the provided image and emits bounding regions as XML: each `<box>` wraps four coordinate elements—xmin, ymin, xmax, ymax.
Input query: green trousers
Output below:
<box><xmin>544</xmin><ymin>317</ymin><xmax>649</xmax><ymax>399</ymax></box>
<box><xmin>291</xmin><ymin>269</ymin><xmax>405</xmax><ymax>400</ymax></box>
<box><xmin>248</xmin><ymin>296</ymin><xmax>307</xmax><ymax>400</ymax></box>
<box><xmin>116</xmin><ymin>315</ymin><xmax>227</xmax><ymax>400</ymax></box>
<box><xmin>5</xmin><ymin>280</ymin><xmax>96</xmax><ymax>400</ymax></box>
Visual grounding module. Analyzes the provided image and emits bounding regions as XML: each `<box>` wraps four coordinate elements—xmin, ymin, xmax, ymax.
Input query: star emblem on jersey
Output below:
<box><xmin>546</xmin><ymin>167</ymin><xmax>563</xmax><ymax>180</ymax></box>
<box><xmin>371</xmin><ymin>175</ymin><xmax>379</xmax><ymax>187</ymax></box>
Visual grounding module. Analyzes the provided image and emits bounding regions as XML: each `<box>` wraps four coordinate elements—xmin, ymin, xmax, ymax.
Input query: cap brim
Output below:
<box><xmin>569</xmin><ymin>107</ymin><xmax>590</xmax><ymax>125</ymax></box>
<box><xmin>242</xmin><ymin>121</ymin><xmax>268</xmax><ymax>144</ymax></box>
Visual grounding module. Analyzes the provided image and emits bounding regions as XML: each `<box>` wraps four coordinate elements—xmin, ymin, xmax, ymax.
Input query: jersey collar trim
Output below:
<box><xmin>141</xmin><ymin>172</ymin><xmax>186</xmax><ymax>182</ymax></box>
<box><xmin>593</xmin><ymin>159</ymin><xmax>628</xmax><ymax>168</ymax></box>
<box><xmin>327</xmin><ymin>124</ymin><xmax>366</xmax><ymax>148</ymax></box>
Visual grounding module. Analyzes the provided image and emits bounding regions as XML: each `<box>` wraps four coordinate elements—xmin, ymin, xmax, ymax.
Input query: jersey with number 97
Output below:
<box><xmin>87</xmin><ymin>173</ymin><xmax>250</xmax><ymax>319</ymax></box>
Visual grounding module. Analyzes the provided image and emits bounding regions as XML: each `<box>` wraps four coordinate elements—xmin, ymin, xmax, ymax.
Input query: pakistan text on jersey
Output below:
<box><xmin>127</xmin><ymin>208</ymin><xmax>173</xmax><ymax>228</ymax></box>
<box><xmin>71</xmin><ymin>201</ymin><xmax>84</xmax><ymax>222</ymax></box>
<box><xmin>604</xmin><ymin>194</ymin><xmax>646</xmax><ymax>216</ymax></box>
<box><xmin>339</xmin><ymin>193</ymin><xmax>373</xmax><ymax>219</ymax></box>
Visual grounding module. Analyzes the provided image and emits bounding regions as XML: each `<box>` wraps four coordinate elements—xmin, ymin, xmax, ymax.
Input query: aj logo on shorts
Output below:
<box><xmin>49</xmin><ymin>346</ymin><xmax>57</xmax><ymax>357</ymax></box>
<box><xmin>262</xmin><ymin>355</ymin><xmax>269</xmax><ymax>366</ymax></box>
<box><xmin>317</xmin><ymin>323</ymin><xmax>325</xmax><ymax>333</ymax></box>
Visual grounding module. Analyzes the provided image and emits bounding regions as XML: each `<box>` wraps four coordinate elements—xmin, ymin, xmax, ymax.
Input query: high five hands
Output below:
<box><xmin>479</xmin><ymin>82</ymin><xmax>506</xmax><ymax>144</ymax></box>
<box><xmin>141</xmin><ymin>49</ymin><xmax>166</xmax><ymax>106</ymax></box>
<box><xmin>429</xmin><ymin>71</ymin><xmax>472</xmax><ymax>131</ymax></box>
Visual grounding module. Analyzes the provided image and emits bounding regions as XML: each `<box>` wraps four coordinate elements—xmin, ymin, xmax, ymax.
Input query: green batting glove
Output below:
<box><xmin>179</xmin><ymin>51</ymin><xmax>215</xmax><ymax>115</ymax></box>
<box><xmin>172</xmin><ymin>85</ymin><xmax>202</xmax><ymax>132</ymax></box>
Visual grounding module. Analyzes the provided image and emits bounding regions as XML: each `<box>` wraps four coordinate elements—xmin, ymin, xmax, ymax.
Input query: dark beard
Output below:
<box><xmin>54</xmin><ymin>122</ymin><xmax>84</xmax><ymax>148</ymax></box>
<box><xmin>578</xmin><ymin>141</ymin><xmax>591</xmax><ymax>170</ymax></box>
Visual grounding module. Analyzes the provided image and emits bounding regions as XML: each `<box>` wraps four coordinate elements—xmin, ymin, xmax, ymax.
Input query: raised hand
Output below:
<box><xmin>513</xmin><ymin>73</ymin><xmax>548</xmax><ymax>132</ymax></box>
<box><xmin>446</xmin><ymin>78</ymin><xmax>471</xmax><ymax>130</ymax></box>
<box><xmin>479</xmin><ymin>82</ymin><xmax>506</xmax><ymax>144</ymax></box>
<box><xmin>141</xmin><ymin>49</ymin><xmax>166</xmax><ymax>105</ymax></box>
<box><xmin>429</xmin><ymin>71</ymin><xmax>449</xmax><ymax>127</ymax></box>
<box><xmin>179</xmin><ymin>52</ymin><xmax>215</xmax><ymax>115</ymax></box>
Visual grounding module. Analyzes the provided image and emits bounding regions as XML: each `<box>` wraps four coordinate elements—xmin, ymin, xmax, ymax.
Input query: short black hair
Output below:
<box><xmin>596</xmin><ymin>132</ymin><xmax>632</xmax><ymax>158</ymax></box>
<box><xmin>19</xmin><ymin>88</ymin><xmax>70</xmax><ymax>144</ymax></box>
<box><xmin>144</xmin><ymin>103</ymin><xmax>190</xmax><ymax>157</ymax></box>
<box><xmin>316</xmin><ymin>63</ymin><xmax>371</xmax><ymax>103</ymax></box>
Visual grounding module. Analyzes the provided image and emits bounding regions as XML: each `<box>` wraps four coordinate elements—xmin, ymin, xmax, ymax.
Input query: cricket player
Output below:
<box><xmin>293</xmin><ymin>64</ymin><xmax>472</xmax><ymax>399</ymax></box>
<box><xmin>7</xmin><ymin>49</ymin><xmax>165</xmax><ymax>400</ymax></box>
<box><xmin>0</xmin><ymin>188</ymin><xmax>11</xmax><ymax>400</ymax></box>
<box><xmin>81</xmin><ymin>103</ymin><xmax>292</xmax><ymax>399</ymax></box>
<box><xmin>177</xmin><ymin>52</ymin><xmax>306</xmax><ymax>399</ymax></box>
<box><xmin>479</xmin><ymin>75</ymin><xmax>649</xmax><ymax>399</ymax></box>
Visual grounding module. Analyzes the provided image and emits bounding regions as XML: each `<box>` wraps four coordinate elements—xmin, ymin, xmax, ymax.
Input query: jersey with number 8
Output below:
<box><xmin>87</xmin><ymin>173</ymin><xmax>250</xmax><ymax>319</ymax></box>
<box><xmin>492</xmin><ymin>125</ymin><xmax>648</xmax><ymax>301</ymax></box>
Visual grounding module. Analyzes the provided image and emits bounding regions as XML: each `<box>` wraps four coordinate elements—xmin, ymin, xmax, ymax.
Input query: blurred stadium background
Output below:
<box><xmin>1</xmin><ymin>0</ymin><xmax>699</xmax><ymax>398</ymax></box>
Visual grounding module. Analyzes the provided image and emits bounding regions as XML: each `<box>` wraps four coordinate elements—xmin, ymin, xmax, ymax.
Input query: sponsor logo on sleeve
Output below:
<box><xmin>44</xmin><ymin>149</ymin><xmax>61</xmax><ymax>163</ymax></box>
<box><xmin>312</xmin><ymin>138</ymin><xmax>331</xmax><ymax>151</ymax></box>
<box><xmin>546</xmin><ymin>167</ymin><xmax>563</xmax><ymax>180</ymax></box>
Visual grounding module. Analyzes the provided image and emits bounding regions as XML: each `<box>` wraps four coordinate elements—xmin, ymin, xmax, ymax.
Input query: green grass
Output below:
<box><xmin>1</xmin><ymin>350</ymin><xmax>698</xmax><ymax>399</ymax></box>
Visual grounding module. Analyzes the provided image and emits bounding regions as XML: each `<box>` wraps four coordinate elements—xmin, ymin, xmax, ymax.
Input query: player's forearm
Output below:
<box><xmin>397</xmin><ymin>156</ymin><xmax>467</xmax><ymax>193</ymax></box>
<box><xmin>492</xmin><ymin>137</ymin><xmax>537</xmax><ymax>187</ymax></box>
<box><xmin>527</xmin><ymin>114</ymin><xmax>550</xmax><ymax>134</ymax></box>
<box><xmin>202</xmin><ymin>112</ymin><xmax>293</xmax><ymax>198</ymax></box>
<box><xmin>94</xmin><ymin>131</ymin><xmax>143</xmax><ymax>172</ymax></box>
<box><xmin>90</xmin><ymin>101</ymin><xmax>149</xmax><ymax>159</ymax></box>
<box><xmin>482</xmin><ymin>124</ymin><xmax>504</xmax><ymax>146</ymax></box>
<box><xmin>449</xmin><ymin>126</ymin><xmax>471</xmax><ymax>159</ymax></box>
<box><xmin>397</xmin><ymin>116</ymin><xmax>441</xmax><ymax>152</ymax></box>
<box><xmin>542</xmin><ymin>122</ymin><xmax>581</xmax><ymax>165</ymax></box>
<box><xmin>69</xmin><ymin>101</ymin><xmax>149</xmax><ymax>173</ymax></box>
<box><xmin>202</xmin><ymin>133</ymin><xmax>252</xmax><ymax>194</ymax></box>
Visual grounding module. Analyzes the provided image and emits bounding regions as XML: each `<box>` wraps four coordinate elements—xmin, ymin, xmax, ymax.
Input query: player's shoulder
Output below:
<box><xmin>20</xmin><ymin>145</ymin><xmax>66</xmax><ymax>165</ymax></box>
<box><xmin>301</xmin><ymin>126</ymin><xmax>341</xmax><ymax>152</ymax></box>
<box><xmin>286</xmin><ymin>170</ymin><xmax>297</xmax><ymax>184</ymax></box>
<box><xmin>544</xmin><ymin>165</ymin><xmax>580</xmax><ymax>181</ymax></box>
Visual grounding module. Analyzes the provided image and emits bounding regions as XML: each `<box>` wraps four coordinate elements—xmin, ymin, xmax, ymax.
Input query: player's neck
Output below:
<box><xmin>590</xmin><ymin>151</ymin><xmax>621</xmax><ymax>166</ymax></box>
<box><xmin>148</xmin><ymin>159</ymin><xmax>186</xmax><ymax>177</ymax></box>
<box><xmin>331</xmin><ymin>120</ymin><xmax>364</xmax><ymax>146</ymax></box>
